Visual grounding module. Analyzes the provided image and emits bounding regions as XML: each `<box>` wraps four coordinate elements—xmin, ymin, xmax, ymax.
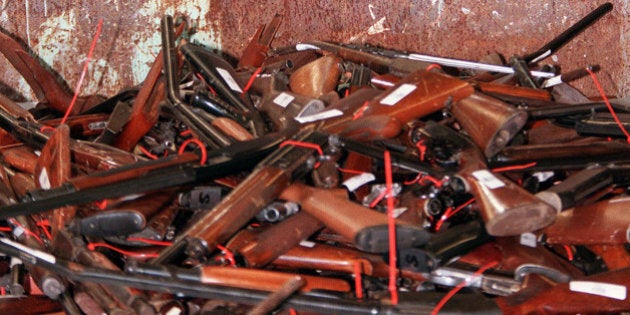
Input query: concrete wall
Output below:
<box><xmin>0</xmin><ymin>0</ymin><xmax>627</xmax><ymax>101</ymax></box>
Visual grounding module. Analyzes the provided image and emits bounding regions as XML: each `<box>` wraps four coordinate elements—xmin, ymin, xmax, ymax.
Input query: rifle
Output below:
<box><xmin>279</xmin><ymin>182</ymin><xmax>430</xmax><ymax>253</ymax></box>
<box><xmin>322</xmin><ymin>69</ymin><xmax>474</xmax><ymax>141</ymax></box>
<box><xmin>288</xmin><ymin>54</ymin><xmax>342</xmax><ymax>99</ymax></box>
<box><xmin>237</xmin><ymin>13</ymin><xmax>283</xmax><ymax>70</ymax></box>
<box><xmin>543</xmin><ymin>196</ymin><xmax>630</xmax><ymax>245</ymax></box>
<box><xmin>420</xmin><ymin>121</ymin><xmax>555</xmax><ymax>236</ymax></box>
<box><xmin>0</xmin><ymin>145</ymin><xmax>38</xmax><ymax>174</ymax></box>
<box><xmin>450</xmin><ymin>92</ymin><xmax>527</xmax><ymax>157</ymax></box>
<box><xmin>0</xmin><ymin>237</ymin><xmax>503</xmax><ymax>315</ymax></box>
<box><xmin>226</xmin><ymin>211</ymin><xmax>324</xmax><ymax>268</ymax></box>
<box><xmin>0</xmin><ymin>126</ymin><xmax>291</xmax><ymax>218</ymax></box>
<box><xmin>490</xmin><ymin>140</ymin><xmax>630</xmax><ymax>171</ymax></box>
<box><xmin>153</xmin><ymin>128</ymin><xmax>326</xmax><ymax>263</ymax></box>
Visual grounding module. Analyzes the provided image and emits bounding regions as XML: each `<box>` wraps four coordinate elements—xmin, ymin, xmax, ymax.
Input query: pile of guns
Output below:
<box><xmin>0</xmin><ymin>3</ymin><xmax>626</xmax><ymax>314</ymax></box>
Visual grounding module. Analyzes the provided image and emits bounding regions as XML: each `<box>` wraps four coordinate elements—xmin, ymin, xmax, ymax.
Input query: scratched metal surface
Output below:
<box><xmin>0</xmin><ymin>0</ymin><xmax>626</xmax><ymax>101</ymax></box>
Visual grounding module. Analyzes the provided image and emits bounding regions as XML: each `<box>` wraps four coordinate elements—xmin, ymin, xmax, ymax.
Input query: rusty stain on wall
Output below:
<box><xmin>0</xmin><ymin>0</ymin><xmax>627</xmax><ymax>103</ymax></box>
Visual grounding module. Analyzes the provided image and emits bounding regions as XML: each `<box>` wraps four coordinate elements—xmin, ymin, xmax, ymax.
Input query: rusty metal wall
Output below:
<box><xmin>0</xmin><ymin>0</ymin><xmax>627</xmax><ymax>102</ymax></box>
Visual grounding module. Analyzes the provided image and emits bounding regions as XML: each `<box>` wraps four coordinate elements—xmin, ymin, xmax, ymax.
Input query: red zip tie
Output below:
<box><xmin>138</xmin><ymin>145</ymin><xmax>159</xmax><ymax>160</ymax></box>
<box><xmin>178</xmin><ymin>138</ymin><xmax>208</xmax><ymax>165</ymax></box>
<box><xmin>215</xmin><ymin>244</ymin><xmax>236</xmax><ymax>267</ymax></box>
<box><xmin>60</xmin><ymin>19</ymin><xmax>103</xmax><ymax>125</ymax></box>
<box><xmin>1</xmin><ymin>287</ymin><xmax>5</xmax><ymax>296</ymax></box>
<box><xmin>491</xmin><ymin>162</ymin><xmax>537</xmax><ymax>173</ymax></box>
<box><xmin>0</xmin><ymin>227</ymin><xmax>12</xmax><ymax>232</ymax></box>
<box><xmin>279</xmin><ymin>140</ymin><xmax>323</xmax><ymax>167</ymax></box>
<box><xmin>384</xmin><ymin>150</ymin><xmax>398</xmax><ymax>304</ymax></box>
<box><xmin>353</xmin><ymin>261</ymin><xmax>363</xmax><ymax>299</ymax></box>
<box><xmin>289</xmin><ymin>309</ymin><xmax>298</xmax><ymax>315</ymax></box>
<box><xmin>404</xmin><ymin>172</ymin><xmax>423</xmax><ymax>185</ymax></box>
<box><xmin>36</xmin><ymin>219</ymin><xmax>52</xmax><ymax>240</ymax></box>
<box><xmin>368</xmin><ymin>189</ymin><xmax>387</xmax><ymax>208</ymax></box>
<box><xmin>344</xmin><ymin>88</ymin><xmax>350</xmax><ymax>98</ymax></box>
<box><xmin>9</xmin><ymin>219</ymin><xmax>43</xmax><ymax>245</ymax></box>
<box><xmin>431</xmin><ymin>261</ymin><xmax>499</xmax><ymax>315</ymax></box>
<box><xmin>586</xmin><ymin>68</ymin><xmax>630</xmax><ymax>143</ymax></box>
<box><xmin>337</xmin><ymin>167</ymin><xmax>366</xmax><ymax>175</ymax></box>
<box><xmin>563</xmin><ymin>245</ymin><xmax>574</xmax><ymax>261</ymax></box>
<box><xmin>94</xmin><ymin>199</ymin><xmax>108</xmax><ymax>210</ymax></box>
<box><xmin>434</xmin><ymin>198</ymin><xmax>475</xmax><ymax>232</ymax></box>
<box><xmin>352</xmin><ymin>101</ymin><xmax>370</xmax><ymax>120</ymax></box>
<box><xmin>180</xmin><ymin>129</ymin><xmax>193</xmax><ymax>136</ymax></box>
<box><xmin>126</xmin><ymin>237</ymin><xmax>173</xmax><ymax>246</ymax></box>
<box><xmin>418</xmin><ymin>175</ymin><xmax>445</xmax><ymax>188</ymax></box>
<box><xmin>87</xmin><ymin>242</ymin><xmax>159</xmax><ymax>259</ymax></box>
<box><xmin>242</xmin><ymin>67</ymin><xmax>262</xmax><ymax>95</ymax></box>
<box><xmin>415</xmin><ymin>140</ymin><xmax>426</xmax><ymax>161</ymax></box>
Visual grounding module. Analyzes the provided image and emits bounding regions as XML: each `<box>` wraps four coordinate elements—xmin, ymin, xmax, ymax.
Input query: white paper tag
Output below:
<box><xmin>570</xmin><ymin>281</ymin><xmax>627</xmax><ymax>300</ymax></box>
<box><xmin>295</xmin><ymin>109</ymin><xmax>343</xmax><ymax>123</ymax></box>
<box><xmin>532</xmin><ymin>171</ymin><xmax>554</xmax><ymax>183</ymax></box>
<box><xmin>520</xmin><ymin>232</ymin><xmax>537</xmax><ymax>248</ymax></box>
<box><xmin>216</xmin><ymin>67</ymin><xmax>243</xmax><ymax>93</ymax></box>
<box><xmin>472</xmin><ymin>170</ymin><xmax>505</xmax><ymax>189</ymax></box>
<box><xmin>342</xmin><ymin>173</ymin><xmax>376</xmax><ymax>192</ymax></box>
<box><xmin>273</xmin><ymin>92</ymin><xmax>295</xmax><ymax>108</ymax></box>
<box><xmin>88</xmin><ymin>121</ymin><xmax>107</xmax><ymax>130</ymax></box>
<box><xmin>299</xmin><ymin>240</ymin><xmax>316</xmax><ymax>248</ymax></box>
<box><xmin>38</xmin><ymin>168</ymin><xmax>51</xmax><ymax>190</ymax></box>
<box><xmin>0</xmin><ymin>238</ymin><xmax>56</xmax><ymax>264</ymax></box>
<box><xmin>392</xmin><ymin>207</ymin><xmax>408</xmax><ymax>218</ymax></box>
<box><xmin>295</xmin><ymin>43</ymin><xmax>320</xmax><ymax>51</ymax></box>
<box><xmin>380</xmin><ymin>83</ymin><xmax>417</xmax><ymax>106</ymax></box>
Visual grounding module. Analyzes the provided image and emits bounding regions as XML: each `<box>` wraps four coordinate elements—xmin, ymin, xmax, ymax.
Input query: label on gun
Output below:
<box><xmin>380</xmin><ymin>83</ymin><xmax>417</xmax><ymax>106</ymax></box>
<box><xmin>569</xmin><ymin>281</ymin><xmax>627</xmax><ymax>300</ymax></box>
<box><xmin>295</xmin><ymin>109</ymin><xmax>343</xmax><ymax>123</ymax></box>
<box><xmin>216</xmin><ymin>67</ymin><xmax>243</xmax><ymax>93</ymax></box>
<box><xmin>519</xmin><ymin>232</ymin><xmax>537</xmax><ymax>248</ymax></box>
<box><xmin>38</xmin><ymin>168</ymin><xmax>51</xmax><ymax>190</ymax></box>
<box><xmin>273</xmin><ymin>92</ymin><xmax>295</xmax><ymax>108</ymax></box>
<box><xmin>472</xmin><ymin>170</ymin><xmax>505</xmax><ymax>189</ymax></box>
<box><xmin>342</xmin><ymin>172</ymin><xmax>376</xmax><ymax>192</ymax></box>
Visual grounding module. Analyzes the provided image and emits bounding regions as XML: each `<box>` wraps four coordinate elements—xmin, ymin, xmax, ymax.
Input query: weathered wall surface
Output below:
<box><xmin>0</xmin><ymin>0</ymin><xmax>626</xmax><ymax>101</ymax></box>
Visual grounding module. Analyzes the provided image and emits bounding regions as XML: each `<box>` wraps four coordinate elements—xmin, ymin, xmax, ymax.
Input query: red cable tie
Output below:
<box><xmin>418</xmin><ymin>175</ymin><xmax>444</xmax><ymax>188</ymax></box>
<box><xmin>178</xmin><ymin>138</ymin><xmax>208</xmax><ymax>165</ymax></box>
<box><xmin>60</xmin><ymin>19</ymin><xmax>103</xmax><ymax>125</ymax></box>
<box><xmin>491</xmin><ymin>162</ymin><xmax>537</xmax><ymax>173</ymax></box>
<box><xmin>434</xmin><ymin>198</ymin><xmax>475</xmax><ymax>232</ymax></box>
<box><xmin>242</xmin><ymin>67</ymin><xmax>262</xmax><ymax>95</ymax></box>
<box><xmin>431</xmin><ymin>261</ymin><xmax>499</xmax><ymax>315</ymax></box>
<box><xmin>563</xmin><ymin>245</ymin><xmax>574</xmax><ymax>261</ymax></box>
<box><xmin>586</xmin><ymin>68</ymin><xmax>630</xmax><ymax>143</ymax></box>
<box><xmin>352</xmin><ymin>101</ymin><xmax>370</xmax><ymax>121</ymax></box>
<box><xmin>87</xmin><ymin>242</ymin><xmax>160</xmax><ymax>259</ymax></box>
<box><xmin>9</xmin><ymin>219</ymin><xmax>43</xmax><ymax>245</ymax></box>
<box><xmin>384</xmin><ymin>150</ymin><xmax>398</xmax><ymax>305</ymax></box>
<box><xmin>353</xmin><ymin>261</ymin><xmax>363</xmax><ymax>299</ymax></box>
<box><xmin>368</xmin><ymin>189</ymin><xmax>387</xmax><ymax>208</ymax></box>
<box><xmin>415</xmin><ymin>140</ymin><xmax>426</xmax><ymax>161</ymax></box>
<box><xmin>1</xmin><ymin>287</ymin><xmax>5</xmax><ymax>296</ymax></box>
<box><xmin>216</xmin><ymin>244</ymin><xmax>236</xmax><ymax>267</ymax></box>
<box><xmin>0</xmin><ymin>227</ymin><xmax>12</xmax><ymax>232</ymax></box>
<box><xmin>289</xmin><ymin>309</ymin><xmax>298</xmax><ymax>315</ymax></box>
<box><xmin>94</xmin><ymin>199</ymin><xmax>108</xmax><ymax>210</ymax></box>
<box><xmin>279</xmin><ymin>140</ymin><xmax>323</xmax><ymax>167</ymax></box>
<box><xmin>138</xmin><ymin>145</ymin><xmax>159</xmax><ymax>160</ymax></box>
<box><xmin>180</xmin><ymin>129</ymin><xmax>193</xmax><ymax>136</ymax></box>
<box><xmin>126</xmin><ymin>237</ymin><xmax>173</xmax><ymax>247</ymax></box>
<box><xmin>344</xmin><ymin>88</ymin><xmax>350</xmax><ymax>98</ymax></box>
<box><xmin>403</xmin><ymin>173</ymin><xmax>423</xmax><ymax>185</ymax></box>
<box><xmin>337</xmin><ymin>167</ymin><xmax>366</xmax><ymax>175</ymax></box>
<box><xmin>425</xmin><ymin>63</ymin><xmax>443</xmax><ymax>72</ymax></box>
<box><xmin>36</xmin><ymin>220</ymin><xmax>52</xmax><ymax>240</ymax></box>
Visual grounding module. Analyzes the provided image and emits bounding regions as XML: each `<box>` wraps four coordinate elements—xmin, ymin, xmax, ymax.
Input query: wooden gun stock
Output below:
<box><xmin>323</xmin><ymin>69</ymin><xmax>474</xmax><ymax>141</ymax></box>
<box><xmin>279</xmin><ymin>182</ymin><xmax>430</xmax><ymax>253</ymax></box>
